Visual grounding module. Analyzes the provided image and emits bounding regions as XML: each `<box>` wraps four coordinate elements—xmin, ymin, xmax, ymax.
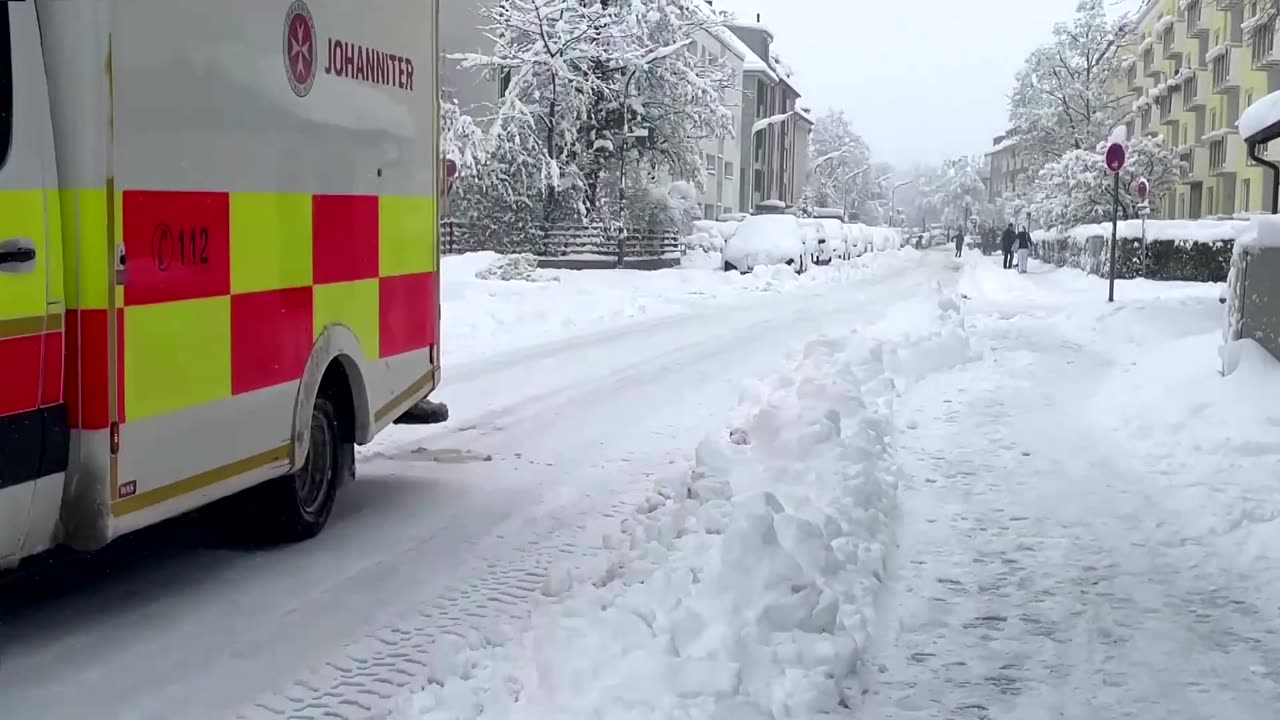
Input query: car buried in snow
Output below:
<box><xmin>721</xmin><ymin>213</ymin><xmax>809</xmax><ymax>274</ymax></box>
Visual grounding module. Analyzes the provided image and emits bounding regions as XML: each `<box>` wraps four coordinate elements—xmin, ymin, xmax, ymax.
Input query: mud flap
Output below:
<box><xmin>394</xmin><ymin>399</ymin><xmax>450</xmax><ymax>425</ymax></box>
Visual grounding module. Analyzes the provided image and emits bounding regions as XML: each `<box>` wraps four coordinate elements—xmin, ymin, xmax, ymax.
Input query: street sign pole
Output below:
<box><xmin>1104</xmin><ymin>141</ymin><xmax>1127</xmax><ymax>304</ymax></box>
<box><xmin>1109</xmin><ymin>171</ymin><xmax>1119</xmax><ymax>302</ymax></box>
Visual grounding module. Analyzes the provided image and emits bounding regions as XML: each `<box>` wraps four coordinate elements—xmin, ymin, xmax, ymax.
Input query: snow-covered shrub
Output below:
<box><xmin>1032</xmin><ymin>219</ymin><xmax>1243</xmax><ymax>281</ymax></box>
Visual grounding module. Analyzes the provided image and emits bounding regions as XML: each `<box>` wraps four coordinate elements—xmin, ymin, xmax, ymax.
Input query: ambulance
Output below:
<box><xmin>0</xmin><ymin>0</ymin><xmax>443</xmax><ymax>568</ymax></box>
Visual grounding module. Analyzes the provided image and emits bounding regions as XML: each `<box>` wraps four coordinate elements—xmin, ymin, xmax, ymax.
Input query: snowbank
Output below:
<box><xmin>1093</xmin><ymin>329</ymin><xmax>1280</xmax><ymax>565</ymax></box>
<box><xmin>397</xmin><ymin>288</ymin><xmax>975</xmax><ymax>720</ymax></box>
<box><xmin>1032</xmin><ymin>218</ymin><xmax>1250</xmax><ymax>245</ymax></box>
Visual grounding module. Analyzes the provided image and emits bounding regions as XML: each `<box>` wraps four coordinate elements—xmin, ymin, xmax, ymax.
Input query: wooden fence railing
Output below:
<box><xmin>441</xmin><ymin>220</ymin><xmax>683</xmax><ymax>260</ymax></box>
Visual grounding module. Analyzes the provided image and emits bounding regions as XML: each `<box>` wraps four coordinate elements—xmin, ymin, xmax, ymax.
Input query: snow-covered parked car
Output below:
<box><xmin>722</xmin><ymin>214</ymin><xmax>809</xmax><ymax>274</ymax></box>
<box><xmin>803</xmin><ymin>218</ymin><xmax>846</xmax><ymax>264</ymax></box>
<box><xmin>810</xmin><ymin>209</ymin><xmax>851</xmax><ymax>262</ymax></box>
<box><xmin>844</xmin><ymin>223</ymin><xmax>872</xmax><ymax>258</ymax></box>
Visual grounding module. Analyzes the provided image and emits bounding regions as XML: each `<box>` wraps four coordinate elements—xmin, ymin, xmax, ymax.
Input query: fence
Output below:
<box><xmin>441</xmin><ymin>220</ymin><xmax>683</xmax><ymax>263</ymax></box>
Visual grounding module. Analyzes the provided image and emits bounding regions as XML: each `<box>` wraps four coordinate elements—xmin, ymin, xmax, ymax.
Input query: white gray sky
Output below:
<box><xmin>712</xmin><ymin>0</ymin><xmax>1143</xmax><ymax>168</ymax></box>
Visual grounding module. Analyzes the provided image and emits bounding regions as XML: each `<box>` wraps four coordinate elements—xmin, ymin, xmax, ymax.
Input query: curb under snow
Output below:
<box><xmin>398</xmin><ymin>288</ymin><xmax>973</xmax><ymax>720</ymax></box>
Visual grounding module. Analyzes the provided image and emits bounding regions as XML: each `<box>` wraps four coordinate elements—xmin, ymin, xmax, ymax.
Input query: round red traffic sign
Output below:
<box><xmin>1105</xmin><ymin>142</ymin><xmax>1127</xmax><ymax>173</ymax></box>
<box><xmin>1136</xmin><ymin>177</ymin><xmax>1149</xmax><ymax>201</ymax></box>
<box><xmin>444</xmin><ymin>158</ymin><xmax>458</xmax><ymax>180</ymax></box>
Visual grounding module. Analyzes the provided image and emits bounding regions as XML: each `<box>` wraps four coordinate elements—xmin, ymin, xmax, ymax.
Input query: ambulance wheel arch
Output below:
<box><xmin>290</xmin><ymin>324</ymin><xmax>376</xmax><ymax>471</ymax></box>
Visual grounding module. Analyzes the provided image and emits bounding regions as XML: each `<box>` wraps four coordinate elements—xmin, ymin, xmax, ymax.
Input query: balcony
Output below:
<box><xmin>1217</xmin><ymin>0</ymin><xmax>1241</xmax><ymax>9</ymax></box>
<box><xmin>1250</xmin><ymin>19</ymin><xmax>1280</xmax><ymax>69</ymax></box>
<box><xmin>1183</xmin><ymin>72</ymin><xmax>1210</xmax><ymax>109</ymax></box>
<box><xmin>1207</xmin><ymin>131</ymin><xmax>1241</xmax><ymax>176</ymax></box>
<box><xmin>1161</xmin><ymin>23</ymin><xmax>1183</xmax><ymax>60</ymax></box>
<box><xmin>1211</xmin><ymin>45</ymin><xmax>1242</xmax><ymax>92</ymax></box>
<box><xmin>1180</xmin><ymin>145</ymin><xmax>1208</xmax><ymax>181</ymax></box>
<box><xmin>1185</xmin><ymin>1</ymin><xmax>1210</xmax><ymax>39</ymax></box>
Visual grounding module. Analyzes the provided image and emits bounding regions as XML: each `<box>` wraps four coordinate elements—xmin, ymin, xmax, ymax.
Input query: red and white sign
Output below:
<box><xmin>444</xmin><ymin>159</ymin><xmax>458</xmax><ymax>180</ymax></box>
<box><xmin>324</xmin><ymin>39</ymin><xmax>416</xmax><ymax>91</ymax></box>
<box><xmin>1136</xmin><ymin>177</ymin><xmax>1149</xmax><ymax>201</ymax></box>
<box><xmin>283</xmin><ymin>1</ymin><xmax>317</xmax><ymax>98</ymax></box>
<box><xmin>1105</xmin><ymin>142</ymin><xmax>1127</xmax><ymax>173</ymax></box>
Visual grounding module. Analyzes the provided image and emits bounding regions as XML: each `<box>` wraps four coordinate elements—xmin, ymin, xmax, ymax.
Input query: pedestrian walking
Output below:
<box><xmin>1001</xmin><ymin>223</ymin><xmax>1016</xmax><ymax>270</ymax></box>
<box><xmin>1016</xmin><ymin>226</ymin><xmax>1032</xmax><ymax>274</ymax></box>
<box><xmin>953</xmin><ymin>228</ymin><xmax>964</xmax><ymax>258</ymax></box>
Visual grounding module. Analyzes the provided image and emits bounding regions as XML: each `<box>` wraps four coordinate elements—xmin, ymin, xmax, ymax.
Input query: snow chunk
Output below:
<box><xmin>1239</xmin><ymin>88</ymin><xmax>1280</xmax><ymax>141</ymax></box>
<box><xmin>474</xmin><ymin>253</ymin><xmax>543</xmax><ymax>281</ymax></box>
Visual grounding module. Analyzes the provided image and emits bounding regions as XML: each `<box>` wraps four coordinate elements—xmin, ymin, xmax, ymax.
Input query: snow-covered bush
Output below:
<box><xmin>1032</xmin><ymin>219</ymin><xmax>1244</xmax><ymax>281</ymax></box>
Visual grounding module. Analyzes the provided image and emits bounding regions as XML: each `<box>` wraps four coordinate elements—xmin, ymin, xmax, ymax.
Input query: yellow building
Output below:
<box><xmin>1118</xmin><ymin>0</ymin><xmax>1275</xmax><ymax>218</ymax></box>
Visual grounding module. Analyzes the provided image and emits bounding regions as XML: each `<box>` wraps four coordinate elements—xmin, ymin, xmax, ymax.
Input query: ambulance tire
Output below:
<box><xmin>260</xmin><ymin>391</ymin><xmax>354</xmax><ymax>543</ymax></box>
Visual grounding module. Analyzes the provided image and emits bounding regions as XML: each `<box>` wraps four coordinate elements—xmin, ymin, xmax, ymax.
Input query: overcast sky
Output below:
<box><xmin>711</xmin><ymin>0</ymin><xmax>1142</xmax><ymax>168</ymax></box>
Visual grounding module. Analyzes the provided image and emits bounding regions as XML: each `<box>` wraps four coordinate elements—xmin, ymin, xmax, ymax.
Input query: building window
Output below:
<box><xmin>1210</xmin><ymin>108</ymin><xmax>1218</xmax><ymax>132</ymax></box>
<box><xmin>706</xmin><ymin>154</ymin><xmax>717</xmax><ymax>175</ymax></box>
<box><xmin>724</xmin><ymin>161</ymin><xmax>735</xmax><ymax>180</ymax></box>
<box><xmin>1212</xmin><ymin>48</ymin><xmax>1231</xmax><ymax>89</ymax></box>
<box><xmin>753</xmin><ymin>168</ymin><xmax>765</xmax><ymax>197</ymax></box>
<box><xmin>703</xmin><ymin>203</ymin><xmax>715</xmax><ymax>220</ymax></box>
<box><xmin>1242</xmin><ymin>179</ymin><xmax>1252</xmax><ymax>211</ymax></box>
<box><xmin>1206</xmin><ymin>186</ymin><xmax>1216</xmax><ymax>215</ymax></box>
<box><xmin>1210</xmin><ymin>138</ymin><xmax>1226</xmax><ymax>169</ymax></box>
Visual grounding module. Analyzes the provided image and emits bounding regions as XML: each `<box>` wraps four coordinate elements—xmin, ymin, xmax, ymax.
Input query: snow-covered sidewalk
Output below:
<box><xmin>863</xmin><ymin>256</ymin><xmax>1280</xmax><ymax>719</ymax></box>
<box><xmin>392</xmin><ymin>270</ymin><xmax>975</xmax><ymax>719</ymax></box>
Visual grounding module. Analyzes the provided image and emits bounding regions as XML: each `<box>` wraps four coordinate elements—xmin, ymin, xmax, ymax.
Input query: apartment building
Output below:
<box><xmin>726</xmin><ymin>19</ymin><xmax>815</xmax><ymax>213</ymax></box>
<box><xmin>985</xmin><ymin>131</ymin><xmax>1029</xmax><ymax>201</ymax></box>
<box><xmin>1119</xmin><ymin>0</ymin><xmax>1277</xmax><ymax>218</ymax></box>
<box><xmin>690</xmin><ymin>23</ymin><xmax>747</xmax><ymax>219</ymax></box>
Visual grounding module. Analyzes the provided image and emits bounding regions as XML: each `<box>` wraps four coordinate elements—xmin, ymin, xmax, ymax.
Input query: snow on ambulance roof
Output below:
<box><xmin>1239</xmin><ymin>88</ymin><xmax>1280</xmax><ymax>141</ymax></box>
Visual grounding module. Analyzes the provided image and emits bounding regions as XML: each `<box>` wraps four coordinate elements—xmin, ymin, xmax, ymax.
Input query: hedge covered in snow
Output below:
<box><xmin>1031</xmin><ymin>219</ymin><xmax>1249</xmax><ymax>282</ymax></box>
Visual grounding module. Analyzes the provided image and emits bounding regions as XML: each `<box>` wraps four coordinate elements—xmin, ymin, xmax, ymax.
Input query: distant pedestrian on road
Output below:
<box><xmin>1016</xmin><ymin>226</ymin><xmax>1032</xmax><ymax>274</ymax></box>
<box><xmin>1001</xmin><ymin>223</ymin><xmax>1016</xmax><ymax>270</ymax></box>
<box><xmin>954</xmin><ymin>229</ymin><xmax>964</xmax><ymax>258</ymax></box>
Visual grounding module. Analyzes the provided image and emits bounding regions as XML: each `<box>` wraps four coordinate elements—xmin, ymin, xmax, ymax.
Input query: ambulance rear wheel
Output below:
<box><xmin>263</xmin><ymin>392</ymin><xmax>354</xmax><ymax>542</ymax></box>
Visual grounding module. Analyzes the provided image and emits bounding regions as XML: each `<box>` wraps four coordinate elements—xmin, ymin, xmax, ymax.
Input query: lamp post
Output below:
<box><xmin>747</xmin><ymin>110</ymin><xmax>796</xmax><ymax>211</ymax></box>
<box><xmin>890</xmin><ymin>179</ymin><xmax>913</xmax><ymax>227</ymax></box>
<box><xmin>840</xmin><ymin>166</ymin><xmax>869</xmax><ymax>220</ymax></box>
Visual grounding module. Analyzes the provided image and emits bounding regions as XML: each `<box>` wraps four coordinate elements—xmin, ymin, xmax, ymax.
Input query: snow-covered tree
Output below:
<box><xmin>806</xmin><ymin>109</ymin><xmax>873</xmax><ymax>212</ymax></box>
<box><xmin>920</xmin><ymin>157</ymin><xmax>987</xmax><ymax>229</ymax></box>
<box><xmin>1008</xmin><ymin>0</ymin><xmax>1133</xmax><ymax>170</ymax></box>
<box><xmin>455</xmin><ymin>0</ymin><xmax>735</xmax><ymax>230</ymax></box>
<box><xmin>1025</xmin><ymin>134</ymin><xmax>1185</xmax><ymax>228</ymax></box>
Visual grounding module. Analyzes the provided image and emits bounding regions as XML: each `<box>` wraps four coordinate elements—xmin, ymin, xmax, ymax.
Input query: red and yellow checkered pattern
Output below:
<box><xmin>65</xmin><ymin>187</ymin><xmax>438</xmax><ymax>429</ymax></box>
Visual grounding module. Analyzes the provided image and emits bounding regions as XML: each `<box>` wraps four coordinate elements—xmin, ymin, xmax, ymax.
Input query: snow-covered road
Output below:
<box><xmin>864</xmin><ymin>258</ymin><xmax>1280</xmax><ymax>720</ymax></box>
<box><xmin>0</xmin><ymin>251</ymin><xmax>945</xmax><ymax>720</ymax></box>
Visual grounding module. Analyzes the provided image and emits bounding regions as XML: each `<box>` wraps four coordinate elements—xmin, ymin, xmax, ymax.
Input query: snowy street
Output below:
<box><xmin>4</xmin><ymin>249</ymin><xmax>1280</xmax><ymax>720</ymax></box>
<box><xmin>0</xmin><ymin>251</ymin><xmax>934</xmax><ymax>719</ymax></box>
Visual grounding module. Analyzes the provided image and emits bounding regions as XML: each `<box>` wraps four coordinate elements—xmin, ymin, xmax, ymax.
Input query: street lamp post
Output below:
<box><xmin>747</xmin><ymin>110</ymin><xmax>796</xmax><ymax>211</ymax></box>
<box><xmin>840</xmin><ymin>166</ymin><xmax>869</xmax><ymax>220</ymax></box>
<box><xmin>889</xmin><ymin>179</ymin><xmax>913</xmax><ymax>227</ymax></box>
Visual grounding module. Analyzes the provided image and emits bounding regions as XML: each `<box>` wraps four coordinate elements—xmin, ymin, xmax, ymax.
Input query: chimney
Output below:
<box><xmin>756</xmin><ymin>13</ymin><xmax>761</xmax><ymax>21</ymax></box>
